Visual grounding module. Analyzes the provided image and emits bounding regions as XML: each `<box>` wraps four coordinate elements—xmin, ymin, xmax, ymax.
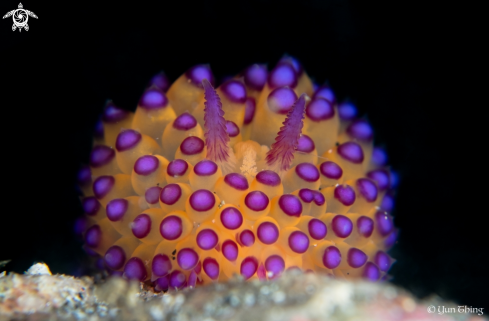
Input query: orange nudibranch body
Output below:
<box><xmin>78</xmin><ymin>58</ymin><xmax>397</xmax><ymax>288</ymax></box>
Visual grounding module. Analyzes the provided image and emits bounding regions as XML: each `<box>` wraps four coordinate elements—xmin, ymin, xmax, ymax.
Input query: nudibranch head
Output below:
<box><xmin>77</xmin><ymin>57</ymin><xmax>398</xmax><ymax>289</ymax></box>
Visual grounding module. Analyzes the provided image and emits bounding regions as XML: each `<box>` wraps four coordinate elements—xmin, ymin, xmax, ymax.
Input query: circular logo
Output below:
<box><xmin>13</xmin><ymin>10</ymin><xmax>28</xmax><ymax>27</ymax></box>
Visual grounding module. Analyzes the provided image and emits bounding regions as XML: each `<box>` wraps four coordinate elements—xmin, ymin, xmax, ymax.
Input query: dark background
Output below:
<box><xmin>1</xmin><ymin>0</ymin><xmax>485</xmax><ymax>310</ymax></box>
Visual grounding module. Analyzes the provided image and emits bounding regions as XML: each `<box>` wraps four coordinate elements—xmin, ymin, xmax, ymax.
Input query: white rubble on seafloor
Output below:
<box><xmin>0</xmin><ymin>263</ymin><xmax>486</xmax><ymax>321</ymax></box>
<box><xmin>26</xmin><ymin>263</ymin><xmax>52</xmax><ymax>276</ymax></box>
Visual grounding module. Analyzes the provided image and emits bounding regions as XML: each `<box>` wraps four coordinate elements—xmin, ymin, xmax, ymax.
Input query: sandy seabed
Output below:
<box><xmin>0</xmin><ymin>263</ymin><xmax>485</xmax><ymax>321</ymax></box>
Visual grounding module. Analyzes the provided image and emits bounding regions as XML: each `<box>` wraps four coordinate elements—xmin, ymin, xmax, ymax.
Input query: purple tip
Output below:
<box><xmin>104</xmin><ymin>246</ymin><xmax>126</xmax><ymax>270</ymax></box>
<box><xmin>189</xmin><ymin>189</ymin><xmax>215</xmax><ymax>211</ymax></box>
<box><xmin>93</xmin><ymin>175</ymin><xmax>115</xmax><ymax>199</ymax></box>
<box><xmin>240</xmin><ymin>256</ymin><xmax>258</xmax><ymax>280</ymax></box>
<box><xmin>160</xmin><ymin>215</ymin><xmax>183</xmax><ymax>241</ymax></box>
<box><xmin>243</xmin><ymin>97</ymin><xmax>256</xmax><ymax>125</ymax></box>
<box><xmin>267</xmin><ymin>86</ymin><xmax>298</xmax><ymax>114</ymax></box>
<box><xmin>356</xmin><ymin>178</ymin><xmax>378</xmax><ymax>202</ymax></box>
<box><xmin>220</xmin><ymin>79</ymin><xmax>247</xmax><ymax>103</ymax></box>
<box><xmin>278</xmin><ymin>194</ymin><xmax>302</xmax><ymax>217</ymax></box>
<box><xmin>312</xmin><ymin>191</ymin><xmax>325</xmax><ymax>206</ymax></box>
<box><xmin>167</xmin><ymin>159</ymin><xmax>188</xmax><ymax>177</ymax></box>
<box><xmin>334</xmin><ymin>184</ymin><xmax>356</xmax><ymax>206</ymax></box>
<box><xmin>288</xmin><ymin>231</ymin><xmax>309</xmax><ymax>254</ymax></box>
<box><xmin>257</xmin><ymin>221</ymin><xmax>279</xmax><ymax>244</ymax></box>
<box><xmin>145</xmin><ymin>186</ymin><xmax>162</xmax><ymax>204</ymax></box>
<box><xmin>134</xmin><ymin>155</ymin><xmax>159</xmax><ymax>176</ymax></box>
<box><xmin>102</xmin><ymin>101</ymin><xmax>129</xmax><ymax>123</ymax></box>
<box><xmin>384</xmin><ymin>229</ymin><xmax>398</xmax><ymax>248</ymax></box>
<box><xmin>374</xmin><ymin>251</ymin><xmax>391</xmax><ymax>272</ymax></box>
<box><xmin>159</xmin><ymin>183</ymin><xmax>182</xmax><ymax>205</ymax></box>
<box><xmin>371</xmin><ymin>147</ymin><xmax>388</xmax><ymax>167</ymax></box>
<box><xmin>89</xmin><ymin>145</ymin><xmax>115</xmax><ymax>168</ymax></box>
<box><xmin>298</xmin><ymin>189</ymin><xmax>314</xmax><ymax>203</ymax></box>
<box><xmin>169</xmin><ymin>270</ymin><xmax>187</xmax><ymax>289</ymax></box>
<box><xmin>124</xmin><ymin>257</ymin><xmax>147</xmax><ymax>281</ymax></box>
<box><xmin>390</xmin><ymin>171</ymin><xmax>400</xmax><ymax>189</ymax></box>
<box><xmin>155</xmin><ymin>276</ymin><xmax>170</xmax><ymax>292</ymax></box>
<box><xmin>312</xmin><ymin>82</ymin><xmax>319</xmax><ymax>92</ymax></box>
<box><xmin>347</xmin><ymin>119</ymin><xmax>373</xmax><ymax>142</ymax></box>
<box><xmin>332</xmin><ymin>215</ymin><xmax>353</xmax><ymax>238</ymax></box>
<box><xmin>203</xmin><ymin>257</ymin><xmax>220</xmax><ymax>280</ymax></box>
<box><xmin>148</xmin><ymin>71</ymin><xmax>170</xmax><ymax>92</ymax></box>
<box><xmin>245</xmin><ymin>191</ymin><xmax>269</xmax><ymax>211</ymax></box>
<box><xmin>224</xmin><ymin>173</ymin><xmax>249</xmax><ymax>190</ymax></box>
<box><xmin>363</xmin><ymin>262</ymin><xmax>380</xmax><ymax>281</ymax></box>
<box><xmin>220</xmin><ymin>207</ymin><xmax>243</xmax><ymax>230</ymax></box>
<box><xmin>82</xmin><ymin>197</ymin><xmax>101</xmax><ymax>216</ymax></box>
<box><xmin>337</xmin><ymin>142</ymin><xmax>364</xmax><ymax>164</ymax></box>
<box><xmin>308</xmin><ymin>218</ymin><xmax>327</xmax><ymax>240</ymax></box>
<box><xmin>138</xmin><ymin>87</ymin><xmax>169</xmax><ymax>109</ymax></box>
<box><xmin>357</xmin><ymin>216</ymin><xmax>374</xmax><ymax>238</ymax></box>
<box><xmin>177</xmin><ymin>248</ymin><xmax>199</xmax><ymax>270</ymax></box>
<box><xmin>380</xmin><ymin>190</ymin><xmax>395</xmax><ymax>212</ymax></box>
<box><xmin>152</xmin><ymin>254</ymin><xmax>172</xmax><ymax>277</ymax></box>
<box><xmin>257</xmin><ymin>263</ymin><xmax>267</xmax><ymax>280</ymax></box>
<box><xmin>319</xmin><ymin>161</ymin><xmax>343</xmax><ymax>179</ymax></box>
<box><xmin>74</xmin><ymin>217</ymin><xmax>89</xmax><ymax>235</ymax></box>
<box><xmin>322</xmin><ymin>246</ymin><xmax>341</xmax><ymax>269</ymax></box>
<box><xmin>313</xmin><ymin>85</ymin><xmax>336</xmax><ymax>105</ymax></box>
<box><xmin>268</xmin><ymin>62</ymin><xmax>298</xmax><ymax>88</ymax></box>
<box><xmin>265</xmin><ymin>255</ymin><xmax>285</xmax><ymax>278</ymax></box>
<box><xmin>194</xmin><ymin>260</ymin><xmax>202</xmax><ymax>275</ymax></box>
<box><xmin>375</xmin><ymin>211</ymin><xmax>394</xmax><ymax>237</ymax></box>
<box><xmin>131</xmin><ymin>214</ymin><xmax>152</xmax><ymax>239</ymax></box>
<box><xmin>94</xmin><ymin>120</ymin><xmax>104</xmax><ymax>139</ymax></box>
<box><xmin>243</xmin><ymin>64</ymin><xmax>268</xmax><ymax>91</ymax></box>
<box><xmin>185</xmin><ymin>64</ymin><xmax>215</xmax><ymax>88</ymax></box>
<box><xmin>196</xmin><ymin>229</ymin><xmax>218</xmax><ymax>250</ymax></box>
<box><xmin>194</xmin><ymin>160</ymin><xmax>218</xmax><ymax>176</ymax></box>
<box><xmin>239</xmin><ymin>229</ymin><xmax>255</xmax><ymax>247</ymax></box>
<box><xmin>280</xmin><ymin>56</ymin><xmax>303</xmax><ymax>76</ymax></box>
<box><xmin>225</xmin><ymin>121</ymin><xmax>240</xmax><ymax>137</ymax></box>
<box><xmin>306</xmin><ymin>98</ymin><xmax>335</xmax><ymax>121</ymax></box>
<box><xmin>173</xmin><ymin>112</ymin><xmax>198</xmax><ymax>131</ymax></box>
<box><xmin>337</xmin><ymin>102</ymin><xmax>358</xmax><ymax>121</ymax></box>
<box><xmin>347</xmin><ymin>248</ymin><xmax>367</xmax><ymax>268</ymax></box>
<box><xmin>222</xmin><ymin>240</ymin><xmax>238</xmax><ymax>261</ymax></box>
<box><xmin>297</xmin><ymin>135</ymin><xmax>315</xmax><ymax>153</ymax></box>
<box><xmin>77</xmin><ymin>165</ymin><xmax>91</xmax><ymax>186</ymax></box>
<box><xmin>115</xmin><ymin>130</ymin><xmax>142</xmax><ymax>152</ymax></box>
<box><xmin>367</xmin><ymin>169</ymin><xmax>390</xmax><ymax>191</ymax></box>
<box><xmin>295</xmin><ymin>163</ymin><xmax>320</xmax><ymax>182</ymax></box>
<box><xmin>179</xmin><ymin>136</ymin><xmax>205</xmax><ymax>155</ymax></box>
<box><xmin>106</xmin><ymin>198</ymin><xmax>128</xmax><ymax>221</ymax></box>
<box><xmin>256</xmin><ymin>170</ymin><xmax>281</xmax><ymax>187</ymax></box>
<box><xmin>85</xmin><ymin>225</ymin><xmax>101</xmax><ymax>248</ymax></box>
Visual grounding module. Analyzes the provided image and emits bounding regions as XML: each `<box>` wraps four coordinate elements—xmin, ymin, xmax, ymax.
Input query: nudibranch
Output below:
<box><xmin>76</xmin><ymin>57</ymin><xmax>397</xmax><ymax>291</ymax></box>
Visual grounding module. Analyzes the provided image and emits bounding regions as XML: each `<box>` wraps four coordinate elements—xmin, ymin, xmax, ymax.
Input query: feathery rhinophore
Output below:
<box><xmin>266</xmin><ymin>94</ymin><xmax>306</xmax><ymax>172</ymax></box>
<box><xmin>202</xmin><ymin>79</ymin><xmax>230</xmax><ymax>164</ymax></box>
